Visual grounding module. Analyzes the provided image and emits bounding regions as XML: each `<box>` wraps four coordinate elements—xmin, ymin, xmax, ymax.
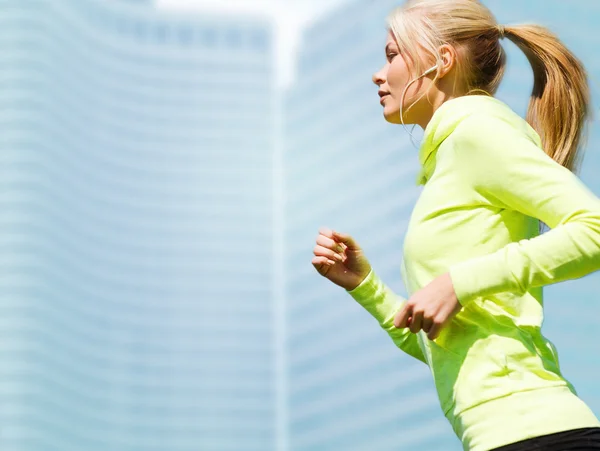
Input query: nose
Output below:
<box><xmin>372</xmin><ymin>65</ymin><xmax>386</xmax><ymax>86</ymax></box>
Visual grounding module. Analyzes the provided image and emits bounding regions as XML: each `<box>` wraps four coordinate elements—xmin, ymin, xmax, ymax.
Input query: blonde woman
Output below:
<box><xmin>312</xmin><ymin>0</ymin><xmax>600</xmax><ymax>450</ymax></box>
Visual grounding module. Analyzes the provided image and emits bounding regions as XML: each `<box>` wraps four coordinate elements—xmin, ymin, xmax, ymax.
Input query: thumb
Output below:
<box><xmin>332</xmin><ymin>230</ymin><xmax>358</xmax><ymax>249</ymax></box>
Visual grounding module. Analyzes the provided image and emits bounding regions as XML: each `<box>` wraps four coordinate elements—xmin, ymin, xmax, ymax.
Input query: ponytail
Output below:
<box><xmin>503</xmin><ymin>25</ymin><xmax>590</xmax><ymax>173</ymax></box>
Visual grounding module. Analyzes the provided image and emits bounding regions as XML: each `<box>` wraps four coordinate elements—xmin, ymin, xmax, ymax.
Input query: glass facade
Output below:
<box><xmin>0</xmin><ymin>1</ymin><xmax>276</xmax><ymax>450</ymax></box>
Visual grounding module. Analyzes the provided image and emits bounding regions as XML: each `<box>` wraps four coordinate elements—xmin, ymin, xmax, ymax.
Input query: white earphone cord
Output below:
<box><xmin>400</xmin><ymin>64</ymin><xmax>438</xmax><ymax>147</ymax></box>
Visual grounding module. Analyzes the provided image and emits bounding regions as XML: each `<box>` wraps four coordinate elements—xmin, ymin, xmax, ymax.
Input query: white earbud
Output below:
<box><xmin>421</xmin><ymin>64</ymin><xmax>438</xmax><ymax>77</ymax></box>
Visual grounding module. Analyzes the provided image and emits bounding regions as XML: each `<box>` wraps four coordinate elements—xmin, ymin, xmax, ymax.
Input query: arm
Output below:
<box><xmin>447</xmin><ymin>114</ymin><xmax>600</xmax><ymax>305</ymax></box>
<box><xmin>348</xmin><ymin>269</ymin><xmax>428</xmax><ymax>364</ymax></box>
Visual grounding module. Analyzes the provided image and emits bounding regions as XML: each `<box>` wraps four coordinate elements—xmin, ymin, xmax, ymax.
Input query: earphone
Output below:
<box><xmin>421</xmin><ymin>64</ymin><xmax>438</xmax><ymax>77</ymax></box>
<box><xmin>399</xmin><ymin>63</ymin><xmax>439</xmax><ymax>146</ymax></box>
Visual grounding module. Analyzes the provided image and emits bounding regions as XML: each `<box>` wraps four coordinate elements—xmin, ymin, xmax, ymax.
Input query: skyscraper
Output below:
<box><xmin>0</xmin><ymin>0</ymin><xmax>277</xmax><ymax>449</ymax></box>
<box><xmin>284</xmin><ymin>0</ymin><xmax>600</xmax><ymax>450</ymax></box>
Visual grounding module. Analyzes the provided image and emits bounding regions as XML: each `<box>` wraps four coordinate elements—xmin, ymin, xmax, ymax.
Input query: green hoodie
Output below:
<box><xmin>348</xmin><ymin>95</ymin><xmax>600</xmax><ymax>450</ymax></box>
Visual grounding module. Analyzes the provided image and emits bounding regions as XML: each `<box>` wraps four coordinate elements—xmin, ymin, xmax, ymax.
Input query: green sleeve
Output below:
<box><xmin>448</xmin><ymin>114</ymin><xmax>600</xmax><ymax>305</ymax></box>
<box><xmin>348</xmin><ymin>269</ymin><xmax>427</xmax><ymax>364</ymax></box>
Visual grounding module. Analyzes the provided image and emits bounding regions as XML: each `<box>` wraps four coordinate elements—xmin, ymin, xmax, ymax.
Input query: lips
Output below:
<box><xmin>378</xmin><ymin>91</ymin><xmax>390</xmax><ymax>105</ymax></box>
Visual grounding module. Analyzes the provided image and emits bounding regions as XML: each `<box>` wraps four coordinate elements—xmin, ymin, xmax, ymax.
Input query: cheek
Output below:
<box><xmin>387</xmin><ymin>61</ymin><xmax>409</xmax><ymax>91</ymax></box>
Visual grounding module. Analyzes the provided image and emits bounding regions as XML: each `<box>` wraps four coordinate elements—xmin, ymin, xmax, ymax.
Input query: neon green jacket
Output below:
<box><xmin>349</xmin><ymin>95</ymin><xmax>600</xmax><ymax>450</ymax></box>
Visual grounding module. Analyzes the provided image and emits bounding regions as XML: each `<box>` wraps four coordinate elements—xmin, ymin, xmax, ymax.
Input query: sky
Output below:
<box><xmin>154</xmin><ymin>0</ymin><xmax>349</xmax><ymax>88</ymax></box>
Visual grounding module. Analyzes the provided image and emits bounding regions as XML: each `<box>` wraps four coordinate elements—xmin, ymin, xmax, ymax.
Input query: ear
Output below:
<box><xmin>437</xmin><ymin>44</ymin><xmax>457</xmax><ymax>78</ymax></box>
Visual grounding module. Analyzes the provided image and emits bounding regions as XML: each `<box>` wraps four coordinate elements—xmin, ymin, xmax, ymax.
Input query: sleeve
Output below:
<box><xmin>347</xmin><ymin>269</ymin><xmax>427</xmax><ymax>364</ymax></box>
<box><xmin>447</xmin><ymin>113</ymin><xmax>600</xmax><ymax>306</ymax></box>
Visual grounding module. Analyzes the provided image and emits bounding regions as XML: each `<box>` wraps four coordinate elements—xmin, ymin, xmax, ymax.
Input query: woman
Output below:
<box><xmin>311</xmin><ymin>1</ymin><xmax>600</xmax><ymax>450</ymax></box>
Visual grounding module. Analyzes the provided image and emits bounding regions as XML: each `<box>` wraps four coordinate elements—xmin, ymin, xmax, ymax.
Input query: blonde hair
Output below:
<box><xmin>388</xmin><ymin>0</ymin><xmax>590</xmax><ymax>172</ymax></box>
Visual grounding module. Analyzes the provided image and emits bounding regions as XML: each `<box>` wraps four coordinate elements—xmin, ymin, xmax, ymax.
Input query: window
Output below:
<box><xmin>200</xmin><ymin>28</ymin><xmax>216</xmax><ymax>47</ymax></box>
<box><xmin>135</xmin><ymin>21</ymin><xmax>146</xmax><ymax>41</ymax></box>
<box><xmin>178</xmin><ymin>27</ymin><xmax>194</xmax><ymax>46</ymax></box>
<box><xmin>251</xmin><ymin>30</ymin><xmax>269</xmax><ymax>52</ymax></box>
<box><xmin>225</xmin><ymin>29</ymin><xmax>242</xmax><ymax>48</ymax></box>
<box><xmin>154</xmin><ymin>23</ymin><xmax>168</xmax><ymax>43</ymax></box>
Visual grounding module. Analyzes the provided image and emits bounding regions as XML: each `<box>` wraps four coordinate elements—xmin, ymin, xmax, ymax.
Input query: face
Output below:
<box><xmin>372</xmin><ymin>31</ymin><xmax>435</xmax><ymax>127</ymax></box>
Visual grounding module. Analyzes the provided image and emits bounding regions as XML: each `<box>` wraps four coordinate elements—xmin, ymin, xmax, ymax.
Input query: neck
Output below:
<box><xmin>416</xmin><ymin>91</ymin><xmax>461</xmax><ymax>130</ymax></box>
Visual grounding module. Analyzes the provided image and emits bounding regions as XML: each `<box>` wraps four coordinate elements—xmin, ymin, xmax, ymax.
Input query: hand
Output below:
<box><xmin>312</xmin><ymin>227</ymin><xmax>371</xmax><ymax>291</ymax></box>
<box><xmin>393</xmin><ymin>272</ymin><xmax>462</xmax><ymax>340</ymax></box>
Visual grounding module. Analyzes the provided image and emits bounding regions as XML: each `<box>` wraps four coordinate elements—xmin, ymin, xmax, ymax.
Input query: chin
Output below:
<box><xmin>383</xmin><ymin>108</ymin><xmax>402</xmax><ymax>125</ymax></box>
<box><xmin>383</xmin><ymin>106</ymin><xmax>418</xmax><ymax>126</ymax></box>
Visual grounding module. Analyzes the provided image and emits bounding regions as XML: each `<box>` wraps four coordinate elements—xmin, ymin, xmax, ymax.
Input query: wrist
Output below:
<box><xmin>345</xmin><ymin>268</ymin><xmax>373</xmax><ymax>292</ymax></box>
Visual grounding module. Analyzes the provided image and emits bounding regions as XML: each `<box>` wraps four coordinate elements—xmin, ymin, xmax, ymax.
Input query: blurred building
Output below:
<box><xmin>284</xmin><ymin>0</ymin><xmax>457</xmax><ymax>449</ymax></box>
<box><xmin>0</xmin><ymin>0</ymin><xmax>278</xmax><ymax>450</ymax></box>
<box><xmin>284</xmin><ymin>0</ymin><xmax>600</xmax><ymax>450</ymax></box>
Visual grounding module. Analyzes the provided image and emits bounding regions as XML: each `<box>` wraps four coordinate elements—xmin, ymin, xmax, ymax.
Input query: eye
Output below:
<box><xmin>387</xmin><ymin>52</ymin><xmax>398</xmax><ymax>62</ymax></box>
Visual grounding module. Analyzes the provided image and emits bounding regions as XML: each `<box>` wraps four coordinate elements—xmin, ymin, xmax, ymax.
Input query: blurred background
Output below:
<box><xmin>0</xmin><ymin>0</ymin><xmax>598</xmax><ymax>450</ymax></box>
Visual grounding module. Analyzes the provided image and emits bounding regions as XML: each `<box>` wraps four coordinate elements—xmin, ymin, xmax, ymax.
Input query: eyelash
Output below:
<box><xmin>387</xmin><ymin>53</ymin><xmax>397</xmax><ymax>61</ymax></box>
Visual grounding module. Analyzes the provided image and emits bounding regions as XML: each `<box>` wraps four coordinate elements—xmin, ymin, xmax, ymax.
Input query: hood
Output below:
<box><xmin>416</xmin><ymin>95</ymin><xmax>516</xmax><ymax>185</ymax></box>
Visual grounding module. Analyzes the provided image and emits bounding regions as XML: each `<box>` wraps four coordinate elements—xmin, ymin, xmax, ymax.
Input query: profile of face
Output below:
<box><xmin>372</xmin><ymin>31</ymin><xmax>438</xmax><ymax>128</ymax></box>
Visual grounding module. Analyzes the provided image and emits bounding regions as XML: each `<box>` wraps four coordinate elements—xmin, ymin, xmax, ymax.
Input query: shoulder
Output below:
<box><xmin>447</xmin><ymin>110</ymin><xmax>543</xmax><ymax>165</ymax></box>
<box><xmin>437</xmin><ymin>110</ymin><xmax>553</xmax><ymax>195</ymax></box>
<box><xmin>453</xmin><ymin>109</ymin><xmax>538</xmax><ymax>144</ymax></box>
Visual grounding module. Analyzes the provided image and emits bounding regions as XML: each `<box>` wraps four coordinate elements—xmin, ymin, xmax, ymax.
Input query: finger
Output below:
<box><xmin>394</xmin><ymin>302</ymin><xmax>412</xmax><ymax>328</ymax></box>
<box><xmin>427</xmin><ymin>322</ymin><xmax>442</xmax><ymax>341</ymax></box>
<box><xmin>409</xmin><ymin>310</ymin><xmax>423</xmax><ymax>334</ymax></box>
<box><xmin>332</xmin><ymin>230</ymin><xmax>358</xmax><ymax>250</ymax></box>
<box><xmin>316</xmin><ymin>234</ymin><xmax>344</xmax><ymax>254</ymax></box>
<box><xmin>421</xmin><ymin>317</ymin><xmax>434</xmax><ymax>334</ymax></box>
<box><xmin>313</xmin><ymin>244</ymin><xmax>344</xmax><ymax>262</ymax></box>
<box><xmin>318</xmin><ymin>227</ymin><xmax>334</xmax><ymax>239</ymax></box>
<box><xmin>312</xmin><ymin>256</ymin><xmax>335</xmax><ymax>270</ymax></box>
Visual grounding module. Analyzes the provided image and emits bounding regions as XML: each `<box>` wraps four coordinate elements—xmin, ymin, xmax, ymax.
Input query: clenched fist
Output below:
<box><xmin>312</xmin><ymin>227</ymin><xmax>371</xmax><ymax>291</ymax></box>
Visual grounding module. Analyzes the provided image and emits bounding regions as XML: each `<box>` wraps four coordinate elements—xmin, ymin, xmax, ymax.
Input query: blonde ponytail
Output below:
<box><xmin>503</xmin><ymin>25</ymin><xmax>590</xmax><ymax>172</ymax></box>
